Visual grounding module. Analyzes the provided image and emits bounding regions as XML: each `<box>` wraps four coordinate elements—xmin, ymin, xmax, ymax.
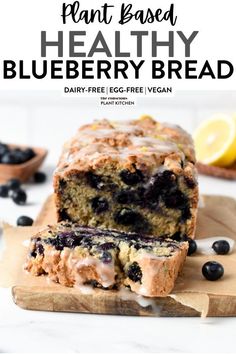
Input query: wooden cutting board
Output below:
<box><xmin>9</xmin><ymin>194</ymin><xmax>236</xmax><ymax>317</ymax></box>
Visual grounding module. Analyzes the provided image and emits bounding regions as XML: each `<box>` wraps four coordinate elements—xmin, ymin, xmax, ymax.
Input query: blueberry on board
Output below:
<box><xmin>119</xmin><ymin>168</ymin><xmax>144</xmax><ymax>186</ymax></box>
<box><xmin>202</xmin><ymin>261</ymin><xmax>224</xmax><ymax>281</ymax></box>
<box><xmin>187</xmin><ymin>238</ymin><xmax>197</xmax><ymax>256</ymax></box>
<box><xmin>7</xmin><ymin>178</ymin><xmax>21</xmax><ymax>191</ymax></box>
<box><xmin>33</xmin><ymin>171</ymin><xmax>47</xmax><ymax>183</ymax></box>
<box><xmin>127</xmin><ymin>262</ymin><xmax>142</xmax><ymax>282</ymax></box>
<box><xmin>17</xmin><ymin>215</ymin><xmax>33</xmax><ymax>226</ymax></box>
<box><xmin>212</xmin><ymin>240</ymin><xmax>230</xmax><ymax>255</ymax></box>
<box><xmin>91</xmin><ymin>197</ymin><xmax>109</xmax><ymax>214</ymax></box>
<box><xmin>11</xmin><ymin>189</ymin><xmax>27</xmax><ymax>205</ymax></box>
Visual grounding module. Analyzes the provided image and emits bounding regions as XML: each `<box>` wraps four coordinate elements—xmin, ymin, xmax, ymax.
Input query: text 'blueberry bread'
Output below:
<box><xmin>54</xmin><ymin>116</ymin><xmax>198</xmax><ymax>239</ymax></box>
<box><xmin>25</xmin><ymin>222</ymin><xmax>188</xmax><ymax>297</ymax></box>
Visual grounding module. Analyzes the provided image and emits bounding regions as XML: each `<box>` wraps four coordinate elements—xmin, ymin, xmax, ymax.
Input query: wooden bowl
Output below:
<box><xmin>196</xmin><ymin>162</ymin><xmax>236</xmax><ymax>180</ymax></box>
<box><xmin>0</xmin><ymin>145</ymin><xmax>48</xmax><ymax>183</ymax></box>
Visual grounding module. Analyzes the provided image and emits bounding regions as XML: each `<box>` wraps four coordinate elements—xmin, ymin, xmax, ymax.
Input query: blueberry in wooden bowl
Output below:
<box><xmin>0</xmin><ymin>142</ymin><xmax>47</xmax><ymax>183</ymax></box>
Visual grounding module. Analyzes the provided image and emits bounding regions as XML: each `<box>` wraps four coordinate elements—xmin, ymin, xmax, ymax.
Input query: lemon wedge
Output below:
<box><xmin>193</xmin><ymin>114</ymin><xmax>236</xmax><ymax>167</ymax></box>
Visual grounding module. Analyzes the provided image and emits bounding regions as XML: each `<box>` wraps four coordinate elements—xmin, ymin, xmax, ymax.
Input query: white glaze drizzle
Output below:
<box><xmin>118</xmin><ymin>286</ymin><xmax>161</xmax><ymax>313</ymax></box>
<box><xmin>22</xmin><ymin>239</ymin><xmax>30</xmax><ymax>247</ymax></box>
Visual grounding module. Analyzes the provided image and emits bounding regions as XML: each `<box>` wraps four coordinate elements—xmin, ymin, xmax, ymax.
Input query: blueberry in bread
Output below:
<box><xmin>53</xmin><ymin>116</ymin><xmax>198</xmax><ymax>239</ymax></box>
<box><xmin>25</xmin><ymin>222</ymin><xmax>188</xmax><ymax>297</ymax></box>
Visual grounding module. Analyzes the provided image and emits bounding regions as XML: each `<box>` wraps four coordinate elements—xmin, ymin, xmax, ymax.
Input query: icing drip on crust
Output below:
<box><xmin>55</xmin><ymin>117</ymin><xmax>195</xmax><ymax>173</ymax></box>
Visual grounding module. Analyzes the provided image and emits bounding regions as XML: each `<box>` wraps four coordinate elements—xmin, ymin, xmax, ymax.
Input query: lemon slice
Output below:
<box><xmin>193</xmin><ymin>114</ymin><xmax>236</xmax><ymax>167</ymax></box>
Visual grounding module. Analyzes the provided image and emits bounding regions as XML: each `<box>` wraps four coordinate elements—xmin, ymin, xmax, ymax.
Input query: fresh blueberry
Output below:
<box><xmin>0</xmin><ymin>185</ymin><xmax>9</xmax><ymax>198</ymax></box>
<box><xmin>100</xmin><ymin>251</ymin><xmax>112</xmax><ymax>264</ymax></box>
<box><xmin>0</xmin><ymin>143</ymin><xmax>9</xmax><ymax>156</ymax></box>
<box><xmin>23</xmin><ymin>148</ymin><xmax>36</xmax><ymax>161</ymax></box>
<box><xmin>187</xmin><ymin>238</ymin><xmax>197</xmax><ymax>255</ymax></box>
<box><xmin>33</xmin><ymin>171</ymin><xmax>47</xmax><ymax>183</ymax></box>
<box><xmin>1</xmin><ymin>152</ymin><xmax>19</xmax><ymax>164</ymax></box>
<box><xmin>202</xmin><ymin>261</ymin><xmax>224</xmax><ymax>281</ymax></box>
<box><xmin>7</xmin><ymin>178</ymin><xmax>21</xmax><ymax>191</ymax></box>
<box><xmin>119</xmin><ymin>168</ymin><xmax>144</xmax><ymax>186</ymax></box>
<box><xmin>127</xmin><ymin>262</ymin><xmax>142</xmax><ymax>282</ymax></box>
<box><xmin>17</xmin><ymin>215</ymin><xmax>33</xmax><ymax>226</ymax></box>
<box><xmin>91</xmin><ymin>197</ymin><xmax>109</xmax><ymax>214</ymax></box>
<box><xmin>212</xmin><ymin>240</ymin><xmax>230</xmax><ymax>255</ymax></box>
<box><xmin>11</xmin><ymin>189</ymin><xmax>27</xmax><ymax>205</ymax></box>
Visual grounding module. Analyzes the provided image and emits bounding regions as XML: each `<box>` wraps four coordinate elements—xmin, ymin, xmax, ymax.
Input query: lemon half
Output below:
<box><xmin>194</xmin><ymin>114</ymin><xmax>236</xmax><ymax>167</ymax></box>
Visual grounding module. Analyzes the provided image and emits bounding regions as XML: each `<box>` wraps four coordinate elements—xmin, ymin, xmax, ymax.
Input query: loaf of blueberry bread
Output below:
<box><xmin>25</xmin><ymin>222</ymin><xmax>188</xmax><ymax>297</ymax></box>
<box><xmin>54</xmin><ymin>116</ymin><xmax>198</xmax><ymax>239</ymax></box>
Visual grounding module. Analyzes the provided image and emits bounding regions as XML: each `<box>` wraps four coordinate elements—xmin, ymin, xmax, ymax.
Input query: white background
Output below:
<box><xmin>0</xmin><ymin>0</ymin><xmax>236</xmax><ymax>90</ymax></box>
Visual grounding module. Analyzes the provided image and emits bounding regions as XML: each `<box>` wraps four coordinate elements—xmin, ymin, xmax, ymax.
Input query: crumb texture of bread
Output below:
<box><xmin>54</xmin><ymin>116</ymin><xmax>198</xmax><ymax>239</ymax></box>
<box><xmin>54</xmin><ymin>117</ymin><xmax>198</xmax><ymax>239</ymax></box>
<box><xmin>25</xmin><ymin>222</ymin><xmax>188</xmax><ymax>297</ymax></box>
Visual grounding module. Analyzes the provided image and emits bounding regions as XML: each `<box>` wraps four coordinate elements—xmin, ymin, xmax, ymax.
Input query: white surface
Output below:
<box><xmin>0</xmin><ymin>166</ymin><xmax>235</xmax><ymax>353</ymax></box>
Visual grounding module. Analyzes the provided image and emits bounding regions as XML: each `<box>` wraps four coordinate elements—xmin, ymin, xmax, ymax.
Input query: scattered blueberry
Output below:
<box><xmin>202</xmin><ymin>261</ymin><xmax>224</xmax><ymax>281</ymax></box>
<box><xmin>127</xmin><ymin>262</ymin><xmax>142</xmax><ymax>282</ymax></box>
<box><xmin>0</xmin><ymin>185</ymin><xmax>9</xmax><ymax>198</ymax></box>
<box><xmin>33</xmin><ymin>171</ymin><xmax>47</xmax><ymax>183</ymax></box>
<box><xmin>187</xmin><ymin>238</ymin><xmax>197</xmax><ymax>256</ymax></box>
<box><xmin>11</xmin><ymin>189</ymin><xmax>27</xmax><ymax>205</ymax></box>
<box><xmin>212</xmin><ymin>240</ymin><xmax>230</xmax><ymax>255</ymax></box>
<box><xmin>120</xmin><ymin>168</ymin><xmax>144</xmax><ymax>186</ymax></box>
<box><xmin>17</xmin><ymin>215</ymin><xmax>34</xmax><ymax>226</ymax></box>
<box><xmin>91</xmin><ymin>197</ymin><xmax>109</xmax><ymax>214</ymax></box>
<box><xmin>7</xmin><ymin>178</ymin><xmax>21</xmax><ymax>191</ymax></box>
